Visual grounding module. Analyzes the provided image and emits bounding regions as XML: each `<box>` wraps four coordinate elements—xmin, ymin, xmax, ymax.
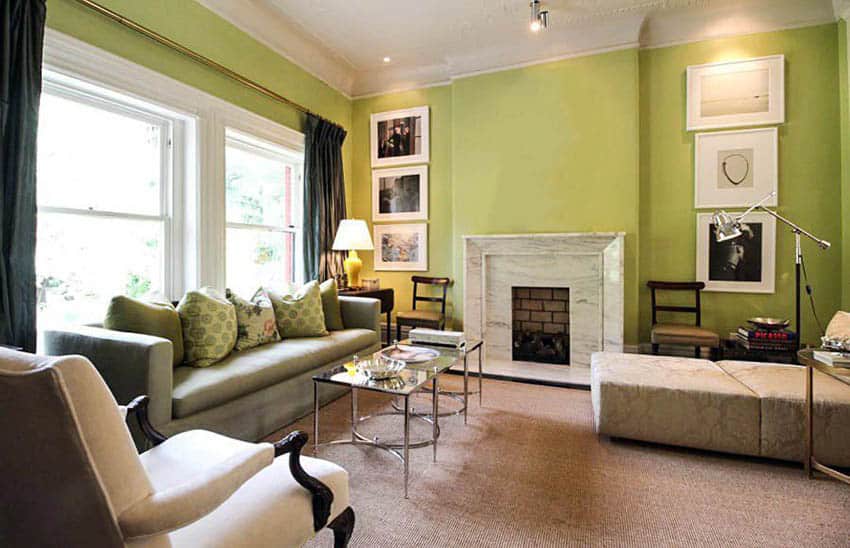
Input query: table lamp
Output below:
<box><xmin>332</xmin><ymin>219</ymin><xmax>374</xmax><ymax>288</ymax></box>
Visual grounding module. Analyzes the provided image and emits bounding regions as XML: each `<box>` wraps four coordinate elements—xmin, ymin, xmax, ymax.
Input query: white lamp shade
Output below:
<box><xmin>332</xmin><ymin>219</ymin><xmax>374</xmax><ymax>251</ymax></box>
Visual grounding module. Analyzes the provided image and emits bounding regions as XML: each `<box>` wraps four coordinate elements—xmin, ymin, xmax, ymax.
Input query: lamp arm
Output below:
<box><xmin>752</xmin><ymin>206</ymin><xmax>831</xmax><ymax>250</ymax></box>
<box><xmin>733</xmin><ymin>191</ymin><xmax>776</xmax><ymax>221</ymax></box>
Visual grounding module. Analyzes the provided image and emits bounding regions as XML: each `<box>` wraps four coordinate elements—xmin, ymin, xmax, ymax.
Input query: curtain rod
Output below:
<box><xmin>71</xmin><ymin>0</ymin><xmax>335</xmax><ymax>126</ymax></box>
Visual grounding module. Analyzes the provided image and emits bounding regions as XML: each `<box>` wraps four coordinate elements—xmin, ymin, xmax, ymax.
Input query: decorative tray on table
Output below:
<box><xmin>378</xmin><ymin>344</ymin><xmax>441</xmax><ymax>364</ymax></box>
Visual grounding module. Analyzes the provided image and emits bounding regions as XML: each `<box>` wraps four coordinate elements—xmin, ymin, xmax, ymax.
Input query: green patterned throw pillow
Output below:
<box><xmin>177</xmin><ymin>287</ymin><xmax>237</xmax><ymax>367</ymax></box>
<box><xmin>226</xmin><ymin>288</ymin><xmax>281</xmax><ymax>351</ymax></box>
<box><xmin>267</xmin><ymin>281</ymin><xmax>329</xmax><ymax>339</ymax></box>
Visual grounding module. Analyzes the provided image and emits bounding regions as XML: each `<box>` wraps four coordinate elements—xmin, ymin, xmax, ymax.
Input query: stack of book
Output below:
<box><xmin>409</xmin><ymin>328</ymin><xmax>466</xmax><ymax>349</ymax></box>
<box><xmin>736</xmin><ymin>326</ymin><xmax>797</xmax><ymax>352</ymax></box>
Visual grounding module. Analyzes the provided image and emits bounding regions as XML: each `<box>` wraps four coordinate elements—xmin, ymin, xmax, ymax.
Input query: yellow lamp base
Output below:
<box><xmin>343</xmin><ymin>250</ymin><xmax>363</xmax><ymax>288</ymax></box>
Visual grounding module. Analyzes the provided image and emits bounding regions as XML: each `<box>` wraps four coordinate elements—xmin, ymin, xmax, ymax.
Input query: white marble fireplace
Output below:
<box><xmin>463</xmin><ymin>233</ymin><xmax>624</xmax><ymax>383</ymax></box>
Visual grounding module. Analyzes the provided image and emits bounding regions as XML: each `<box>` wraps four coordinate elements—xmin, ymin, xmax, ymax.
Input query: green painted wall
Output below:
<box><xmin>451</xmin><ymin>49</ymin><xmax>641</xmax><ymax>342</ymax></box>
<box><xmin>53</xmin><ymin>1</ymin><xmax>844</xmax><ymax>343</ymax></box>
<box><xmin>640</xmin><ymin>24</ymin><xmax>843</xmax><ymax>345</ymax></box>
<box><xmin>840</xmin><ymin>19</ymin><xmax>850</xmax><ymax>311</ymax></box>
<box><xmin>46</xmin><ymin>0</ymin><xmax>354</xmax><ymax>209</ymax></box>
<box><xmin>350</xmin><ymin>86</ymin><xmax>454</xmax><ymax>320</ymax></box>
<box><xmin>351</xmin><ymin>49</ymin><xmax>641</xmax><ymax>342</ymax></box>
<box><xmin>353</xmin><ymin>24</ymin><xmax>844</xmax><ymax>347</ymax></box>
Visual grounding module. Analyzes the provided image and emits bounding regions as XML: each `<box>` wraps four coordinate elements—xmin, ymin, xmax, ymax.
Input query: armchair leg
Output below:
<box><xmin>396</xmin><ymin>321</ymin><xmax>402</xmax><ymax>343</ymax></box>
<box><xmin>328</xmin><ymin>506</ymin><xmax>355</xmax><ymax>548</ymax></box>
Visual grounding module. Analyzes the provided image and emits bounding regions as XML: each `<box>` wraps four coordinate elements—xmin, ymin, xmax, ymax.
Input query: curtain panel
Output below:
<box><xmin>0</xmin><ymin>0</ymin><xmax>46</xmax><ymax>351</ymax></box>
<box><xmin>303</xmin><ymin>115</ymin><xmax>347</xmax><ymax>283</ymax></box>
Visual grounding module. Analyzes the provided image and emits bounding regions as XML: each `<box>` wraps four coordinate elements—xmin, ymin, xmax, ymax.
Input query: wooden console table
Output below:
<box><xmin>339</xmin><ymin>287</ymin><xmax>394</xmax><ymax>347</ymax></box>
<box><xmin>798</xmin><ymin>349</ymin><xmax>850</xmax><ymax>486</ymax></box>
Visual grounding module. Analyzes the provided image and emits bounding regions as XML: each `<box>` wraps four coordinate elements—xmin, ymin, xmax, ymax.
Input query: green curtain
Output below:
<box><xmin>303</xmin><ymin>115</ymin><xmax>347</xmax><ymax>283</ymax></box>
<box><xmin>0</xmin><ymin>0</ymin><xmax>46</xmax><ymax>352</ymax></box>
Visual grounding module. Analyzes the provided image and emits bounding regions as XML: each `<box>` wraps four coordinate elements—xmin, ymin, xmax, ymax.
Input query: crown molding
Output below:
<box><xmin>835</xmin><ymin>0</ymin><xmax>850</xmax><ymax>20</ymax></box>
<box><xmin>197</xmin><ymin>0</ymin><xmax>355</xmax><ymax>98</ymax></box>
<box><xmin>199</xmin><ymin>0</ymin><xmax>838</xmax><ymax>100</ymax></box>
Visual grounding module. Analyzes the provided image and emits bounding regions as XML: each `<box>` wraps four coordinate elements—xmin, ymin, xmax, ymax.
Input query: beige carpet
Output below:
<box><xmin>269</xmin><ymin>376</ymin><xmax>850</xmax><ymax>547</ymax></box>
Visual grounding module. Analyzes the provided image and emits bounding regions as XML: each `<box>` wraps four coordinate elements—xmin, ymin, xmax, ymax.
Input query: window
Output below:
<box><xmin>36</xmin><ymin>82</ymin><xmax>174</xmax><ymax>328</ymax></box>
<box><xmin>225</xmin><ymin>130</ymin><xmax>302</xmax><ymax>296</ymax></box>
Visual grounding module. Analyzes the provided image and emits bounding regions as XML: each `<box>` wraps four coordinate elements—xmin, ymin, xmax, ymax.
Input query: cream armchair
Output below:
<box><xmin>0</xmin><ymin>348</ymin><xmax>354</xmax><ymax>547</ymax></box>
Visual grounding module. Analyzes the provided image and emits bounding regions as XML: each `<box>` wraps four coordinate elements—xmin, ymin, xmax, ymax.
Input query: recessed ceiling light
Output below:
<box><xmin>383</xmin><ymin>57</ymin><xmax>391</xmax><ymax>63</ymax></box>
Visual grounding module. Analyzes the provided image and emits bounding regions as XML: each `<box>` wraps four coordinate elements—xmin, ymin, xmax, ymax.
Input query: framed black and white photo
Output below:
<box><xmin>370</xmin><ymin>106</ymin><xmax>429</xmax><ymax>167</ymax></box>
<box><xmin>372</xmin><ymin>166</ymin><xmax>428</xmax><ymax>221</ymax></box>
<box><xmin>373</xmin><ymin>223</ymin><xmax>427</xmax><ymax>271</ymax></box>
<box><xmin>694</xmin><ymin>128</ymin><xmax>777</xmax><ymax>209</ymax></box>
<box><xmin>696</xmin><ymin>212</ymin><xmax>776</xmax><ymax>293</ymax></box>
<box><xmin>687</xmin><ymin>55</ymin><xmax>784</xmax><ymax>131</ymax></box>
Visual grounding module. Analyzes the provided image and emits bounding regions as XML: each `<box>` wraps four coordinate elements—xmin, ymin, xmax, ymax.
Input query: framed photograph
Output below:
<box><xmin>696</xmin><ymin>212</ymin><xmax>776</xmax><ymax>293</ymax></box>
<box><xmin>686</xmin><ymin>55</ymin><xmax>784</xmax><ymax>130</ymax></box>
<box><xmin>694</xmin><ymin>128</ymin><xmax>777</xmax><ymax>209</ymax></box>
<box><xmin>373</xmin><ymin>223</ymin><xmax>428</xmax><ymax>271</ymax></box>
<box><xmin>370</xmin><ymin>106</ymin><xmax>429</xmax><ymax>167</ymax></box>
<box><xmin>372</xmin><ymin>166</ymin><xmax>428</xmax><ymax>221</ymax></box>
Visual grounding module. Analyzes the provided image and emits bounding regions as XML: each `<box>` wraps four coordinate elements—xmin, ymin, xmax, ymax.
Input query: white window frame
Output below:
<box><xmin>224</xmin><ymin>129</ymin><xmax>305</xmax><ymax>286</ymax></box>
<box><xmin>38</xmin><ymin>78</ymin><xmax>180</xmax><ymax>299</ymax></box>
<box><xmin>41</xmin><ymin>29</ymin><xmax>306</xmax><ymax>298</ymax></box>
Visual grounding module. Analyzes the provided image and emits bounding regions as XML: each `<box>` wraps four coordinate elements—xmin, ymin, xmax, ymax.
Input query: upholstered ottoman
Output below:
<box><xmin>591</xmin><ymin>352</ymin><xmax>761</xmax><ymax>456</ymax></box>
<box><xmin>717</xmin><ymin>361</ymin><xmax>850</xmax><ymax>467</ymax></box>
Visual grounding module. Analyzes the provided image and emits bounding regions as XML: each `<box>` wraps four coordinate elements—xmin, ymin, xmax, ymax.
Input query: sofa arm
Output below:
<box><xmin>43</xmin><ymin>326</ymin><xmax>173</xmax><ymax>427</ymax></box>
<box><xmin>339</xmin><ymin>296</ymin><xmax>381</xmax><ymax>335</ymax></box>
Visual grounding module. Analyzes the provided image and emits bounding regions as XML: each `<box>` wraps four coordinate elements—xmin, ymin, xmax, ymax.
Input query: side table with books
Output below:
<box><xmin>725</xmin><ymin>322</ymin><xmax>799</xmax><ymax>363</ymax></box>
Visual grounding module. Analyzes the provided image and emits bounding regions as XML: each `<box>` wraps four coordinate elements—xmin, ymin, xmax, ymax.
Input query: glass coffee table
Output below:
<box><xmin>312</xmin><ymin>353</ymin><xmax>457</xmax><ymax>498</ymax></box>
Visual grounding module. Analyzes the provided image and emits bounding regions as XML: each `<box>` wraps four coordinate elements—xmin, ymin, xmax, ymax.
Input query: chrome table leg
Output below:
<box><xmin>433</xmin><ymin>377</ymin><xmax>439</xmax><ymax>462</ymax></box>
<box><xmin>404</xmin><ymin>395</ymin><xmax>410</xmax><ymax>499</ymax></box>
<box><xmin>478</xmin><ymin>344</ymin><xmax>483</xmax><ymax>406</ymax></box>
<box><xmin>351</xmin><ymin>387</ymin><xmax>358</xmax><ymax>442</ymax></box>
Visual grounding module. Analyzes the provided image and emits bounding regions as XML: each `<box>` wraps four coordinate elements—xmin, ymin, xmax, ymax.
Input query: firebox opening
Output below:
<box><xmin>511</xmin><ymin>287</ymin><xmax>570</xmax><ymax>365</ymax></box>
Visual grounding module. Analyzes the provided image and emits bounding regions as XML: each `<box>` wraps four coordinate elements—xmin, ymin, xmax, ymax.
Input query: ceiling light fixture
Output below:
<box><xmin>530</xmin><ymin>0</ymin><xmax>549</xmax><ymax>33</ymax></box>
<box><xmin>383</xmin><ymin>57</ymin><xmax>391</xmax><ymax>63</ymax></box>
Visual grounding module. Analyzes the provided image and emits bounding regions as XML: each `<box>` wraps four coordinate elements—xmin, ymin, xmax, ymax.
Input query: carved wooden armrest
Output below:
<box><xmin>274</xmin><ymin>431</ymin><xmax>333</xmax><ymax>531</ymax></box>
<box><xmin>126</xmin><ymin>395</ymin><xmax>168</xmax><ymax>447</ymax></box>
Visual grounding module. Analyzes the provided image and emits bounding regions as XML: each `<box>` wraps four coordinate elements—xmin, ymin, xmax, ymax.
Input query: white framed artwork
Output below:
<box><xmin>372</xmin><ymin>165</ymin><xmax>428</xmax><ymax>222</ymax></box>
<box><xmin>370</xmin><ymin>106</ymin><xmax>429</xmax><ymax>167</ymax></box>
<box><xmin>696</xmin><ymin>212</ymin><xmax>776</xmax><ymax>293</ymax></box>
<box><xmin>686</xmin><ymin>55</ymin><xmax>784</xmax><ymax>131</ymax></box>
<box><xmin>694</xmin><ymin>127</ymin><xmax>778</xmax><ymax>209</ymax></box>
<box><xmin>373</xmin><ymin>223</ymin><xmax>428</xmax><ymax>271</ymax></box>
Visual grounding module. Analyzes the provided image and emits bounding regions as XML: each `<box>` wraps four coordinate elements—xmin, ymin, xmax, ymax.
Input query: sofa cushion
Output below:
<box><xmin>267</xmin><ymin>282</ymin><xmax>328</xmax><ymax>339</ymax></box>
<box><xmin>168</xmin><ymin>454</ymin><xmax>349</xmax><ymax>548</ymax></box>
<box><xmin>226</xmin><ymin>288</ymin><xmax>281</xmax><ymax>351</ymax></box>
<box><xmin>591</xmin><ymin>352</ymin><xmax>761</xmax><ymax>456</ymax></box>
<box><xmin>104</xmin><ymin>296</ymin><xmax>184</xmax><ymax>367</ymax></box>
<box><xmin>177</xmin><ymin>288</ymin><xmax>237</xmax><ymax>368</ymax></box>
<box><xmin>717</xmin><ymin>360</ymin><xmax>850</xmax><ymax>467</ymax></box>
<box><xmin>172</xmin><ymin>329</ymin><xmax>376</xmax><ymax>418</ymax></box>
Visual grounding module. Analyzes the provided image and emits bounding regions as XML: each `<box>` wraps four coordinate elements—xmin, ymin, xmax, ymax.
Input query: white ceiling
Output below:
<box><xmin>198</xmin><ymin>0</ymin><xmax>839</xmax><ymax>98</ymax></box>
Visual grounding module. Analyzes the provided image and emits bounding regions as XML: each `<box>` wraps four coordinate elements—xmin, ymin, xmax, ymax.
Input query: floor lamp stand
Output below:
<box><xmin>794</xmin><ymin>230</ymin><xmax>802</xmax><ymax>350</ymax></box>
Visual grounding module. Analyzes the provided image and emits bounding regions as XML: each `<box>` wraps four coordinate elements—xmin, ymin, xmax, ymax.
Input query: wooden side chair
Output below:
<box><xmin>647</xmin><ymin>281</ymin><xmax>720</xmax><ymax>359</ymax></box>
<box><xmin>395</xmin><ymin>276</ymin><xmax>450</xmax><ymax>342</ymax></box>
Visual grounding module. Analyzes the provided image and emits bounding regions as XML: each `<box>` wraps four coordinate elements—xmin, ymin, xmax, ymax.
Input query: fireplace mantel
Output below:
<box><xmin>463</xmin><ymin>232</ymin><xmax>624</xmax><ymax>371</ymax></box>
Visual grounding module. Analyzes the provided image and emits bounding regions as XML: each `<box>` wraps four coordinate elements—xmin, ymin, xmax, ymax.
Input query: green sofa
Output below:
<box><xmin>44</xmin><ymin>296</ymin><xmax>381</xmax><ymax>442</ymax></box>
